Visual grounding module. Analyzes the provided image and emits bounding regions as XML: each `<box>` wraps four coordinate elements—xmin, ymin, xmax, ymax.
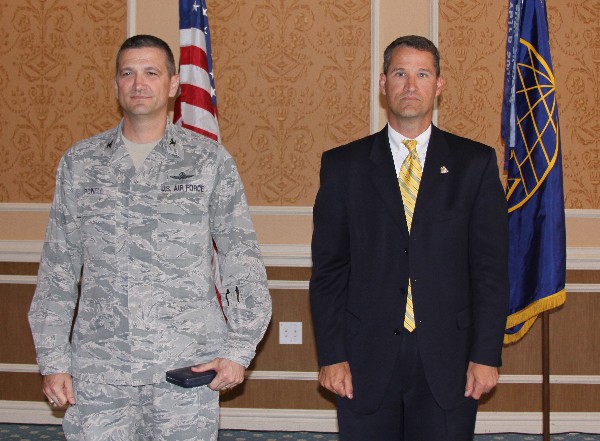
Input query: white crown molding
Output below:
<box><xmin>3</xmin><ymin>205</ymin><xmax>600</xmax><ymax>268</ymax></box>
<box><xmin>268</xmin><ymin>280</ymin><xmax>309</xmax><ymax>290</ymax></box>
<box><xmin>567</xmin><ymin>283</ymin><xmax>600</xmax><ymax>292</ymax></box>
<box><xmin>1</xmin><ymin>364</ymin><xmax>598</xmax><ymax>386</ymax></box>
<box><xmin>370</xmin><ymin>0</ymin><xmax>380</xmax><ymax>133</ymax></box>
<box><xmin>565</xmin><ymin>208</ymin><xmax>600</xmax><ymax>218</ymax></box>
<box><xmin>0</xmin><ymin>401</ymin><xmax>598</xmax><ymax>434</ymax></box>
<box><xmin>3</xmin><ymin>203</ymin><xmax>600</xmax><ymax>217</ymax></box>
<box><xmin>0</xmin><ymin>240</ymin><xmax>44</xmax><ymax>262</ymax></box>
<box><xmin>430</xmin><ymin>0</ymin><xmax>439</xmax><ymax>125</ymax></box>
<box><xmin>566</xmin><ymin>247</ymin><xmax>600</xmax><ymax>270</ymax></box>
<box><xmin>498</xmin><ymin>375</ymin><xmax>600</xmax><ymax>385</ymax></box>
<box><xmin>0</xmin><ymin>275</ymin><xmax>38</xmax><ymax>285</ymax></box>
<box><xmin>127</xmin><ymin>0</ymin><xmax>135</xmax><ymax>37</ymax></box>
<box><xmin>260</xmin><ymin>244</ymin><xmax>312</xmax><ymax>267</ymax></box>
<box><xmin>250</xmin><ymin>206</ymin><xmax>313</xmax><ymax>216</ymax></box>
<box><xmin>246</xmin><ymin>371</ymin><xmax>317</xmax><ymax>381</ymax></box>
<box><xmin>4</xmin><ymin>276</ymin><xmax>600</xmax><ymax>297</ymax></box>
<box><xmin>474</xmin><ymin>412</ymin><xmax>600</xmax><ymax>435</ymax></box>
<box><xmin>0</xmin><ymin>203</ymin><xmax>52</xmax><ymax>212</ymax></box>
<box><xmin>3</xmin><ymin>241</ymin><xmax>600</xmax><ymax>269</ymax></box>
<box><xmin>0</xmin><ymin>364</ymin><xmax>40</xmax><ymax>373</ymax></box>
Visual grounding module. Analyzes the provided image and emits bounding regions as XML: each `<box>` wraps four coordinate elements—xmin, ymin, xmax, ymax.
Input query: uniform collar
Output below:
<box><xmin>104</xmin><ymin>118</ymin><xmax>185</xmax><ymax>160</ymax></box>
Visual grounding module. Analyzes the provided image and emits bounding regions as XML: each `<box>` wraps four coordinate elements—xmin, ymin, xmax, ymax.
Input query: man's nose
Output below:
<box><xmin>404</xmin><ymin>74</ymin><xmax>417</xmax><ymax>91</ymax></box>
<box><xmin>133</xmin><ymin>74</ymin><xmax>145</xmax><ymax>89</ymax></box>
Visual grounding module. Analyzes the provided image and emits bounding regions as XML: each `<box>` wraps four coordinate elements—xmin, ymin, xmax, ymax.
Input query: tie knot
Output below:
<box><xmin>402</xmin><ymin>139</ymin><xmax>418</xmax><ymax>153</ymax></box>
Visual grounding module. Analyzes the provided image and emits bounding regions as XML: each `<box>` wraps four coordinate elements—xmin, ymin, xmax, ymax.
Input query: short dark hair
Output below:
<box><xmin>383</xmin><ymin>35</ymin><xmax>440</xmax><ymax>77</ymax></box>
<box><xmin>116</xmin><ymin>34</ymin><xmax>177</xmax><ymax>77</ymax></box>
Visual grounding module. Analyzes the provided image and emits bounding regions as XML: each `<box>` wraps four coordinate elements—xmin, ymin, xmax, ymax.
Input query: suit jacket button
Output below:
<box><xmin>404</xmin><ymin>248</ymin><xmax>408</xmax><ymax>254</ymax></box>
<box><xmin>394</xmin><ymin>328</ymin><xmax>401</xmax><ymax>335</ymax></box>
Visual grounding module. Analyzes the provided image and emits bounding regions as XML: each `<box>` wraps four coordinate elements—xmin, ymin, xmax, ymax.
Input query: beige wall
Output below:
<box><xmin>0</xmin><ymin>0</ymin><xmax>599</xmax><ymax>431</ymax></box>
<box><xmin>0</xmin><ymin>1</ymin><xmax>126</xmax><ymax>203</ymax></box>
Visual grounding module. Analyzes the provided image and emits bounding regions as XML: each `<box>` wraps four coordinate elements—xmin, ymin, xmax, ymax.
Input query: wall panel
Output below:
<box><xmin>250</xmin><ymin>289</ymin><xmax>317</xmax><ymax>372</ymax></box>
<box><xmin>0</xmin><ymin>373</ymin><xmax>45</xmax><ymax>402</ymax></box>
<box><xmin>0</xmin><ymin>1</ymin><xmax>126</xmax><ymax>203</ymax></box>
<box><xmin>437</xmin><ymin>0</ymin><xmax>600</xmax><ymax>209</ymax></box>
<box><xmin>0</xmin><ymin>286</ymin><xmax>36</xmax><ymax>364</ymax></box>
<box><xmin>220</xmin><ymin>379</ymin><xmax>335</xmax><ymax>410</ymax></box>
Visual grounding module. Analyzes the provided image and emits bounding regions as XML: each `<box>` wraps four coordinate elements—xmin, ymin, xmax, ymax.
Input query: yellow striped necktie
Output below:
<box><xmin>399</xmin><ymin>139</ymin><xmax>421</xmax><ymax>332</ymax></box>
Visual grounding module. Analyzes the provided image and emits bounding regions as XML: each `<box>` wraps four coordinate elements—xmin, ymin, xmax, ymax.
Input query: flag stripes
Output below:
<box><xmin>174</xmin><ymin>0</ymin><xmax>220</xmax><ymax>141</ymax></box>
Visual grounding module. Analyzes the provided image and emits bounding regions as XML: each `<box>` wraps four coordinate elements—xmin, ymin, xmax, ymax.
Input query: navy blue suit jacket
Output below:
<box><xmin>309</xmin><ymin>125</ymin><xmax>509</xmax><ymax>413</ymax></box>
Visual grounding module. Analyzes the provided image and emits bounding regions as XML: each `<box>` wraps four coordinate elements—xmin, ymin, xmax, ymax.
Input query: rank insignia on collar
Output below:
<box><xmin>440</xmin><ymin>166</ymin><xmax>449</xmax><ymax>174</ymax></box>
<box><xmin>170</xmin><ymin>171</ymin><xmax>195</xmax><ymax>180</ymax></box>
<box><xmin>169</xmin><ymin>138</ymin><xmax>176</xmax><ymax>146</ymax></box>
<box><xmin>107</xmin><ymin>141</ymin><xmax>113</xmax><ymax>149</ymax></box>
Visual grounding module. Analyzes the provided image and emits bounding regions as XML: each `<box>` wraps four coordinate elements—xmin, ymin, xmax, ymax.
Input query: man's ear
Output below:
<box><xmin>436</xmin><ymin>75</ymin><xmax>444</xmax><ymax>97</ymax></box>
<box><xmin>379</xmin><ymin>72</ymin><xmax>387</xmax><ymax>96</ymax></box>
<box><xmin>170</xmin><ymin>74</ymin><xmax>180</xmax><ymax>98</ymax></box>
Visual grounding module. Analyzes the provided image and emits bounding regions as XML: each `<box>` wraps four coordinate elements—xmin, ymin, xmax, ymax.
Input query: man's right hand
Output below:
<box><xmin>319</xmin><ymin>361</ymin><xmax>353</xmax><ymax>399</ymax></box>
<box><xmin>42</xmin><ymin>373</ymin><xmax>76</xmax><ymax>407</ymax></box>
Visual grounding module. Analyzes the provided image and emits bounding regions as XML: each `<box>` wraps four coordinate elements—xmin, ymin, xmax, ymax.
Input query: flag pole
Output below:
<box><xmin>542</xmin><ymin>311</ymin><xmax>550</xmax><ymax>441</ymax></box>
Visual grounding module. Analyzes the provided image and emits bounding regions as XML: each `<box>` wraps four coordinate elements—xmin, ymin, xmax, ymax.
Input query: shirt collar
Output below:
<box><xmin>387</xmin><ymin>124</ymin><xmax>432</xmax><ymax>152</ymax></box>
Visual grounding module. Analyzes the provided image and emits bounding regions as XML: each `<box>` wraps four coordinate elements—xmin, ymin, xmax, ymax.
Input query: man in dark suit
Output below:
<box><xmin>309</xmin><ymin>35</ymin><xmax>509</xmax><ymax>440</ymax></box>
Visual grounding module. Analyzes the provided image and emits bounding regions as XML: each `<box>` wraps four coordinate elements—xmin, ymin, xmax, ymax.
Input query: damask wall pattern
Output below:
<box><xmin>207</xmin><ymin>0</ymin><xmax>371</xmax><ymax>205</ymax></box>
<box><xmin>0</xmin><ymin>0</ymin><xmax>126</xmax><ymax>202</ymax></box>
<box><xmin>438</xmin><ymin>0</ymin><xmax>600</xmax><ymax>209</ymax></box>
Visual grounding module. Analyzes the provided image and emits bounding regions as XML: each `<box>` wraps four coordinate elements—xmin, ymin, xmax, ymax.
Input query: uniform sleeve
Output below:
<box><xmin>209</xmin><ymin>151</ymin><xmax>272</xmax><ymax>368</ymax></box>
<box><xmin>28</xmin><ymin>153</ymin><xmax>83</xmax><ymax>375</ymax></box>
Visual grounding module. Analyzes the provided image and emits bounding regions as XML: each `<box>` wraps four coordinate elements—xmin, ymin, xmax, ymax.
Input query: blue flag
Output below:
<box><xmin>501</xmin><ymin>0</ymin><xmax>566</xmax><ymax>344</ymax></box>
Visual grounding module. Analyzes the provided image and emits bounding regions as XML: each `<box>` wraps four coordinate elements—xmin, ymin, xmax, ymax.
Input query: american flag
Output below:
<box><xmin>174</xmin><ymin>0</ymin><xmax>224</xmax><ymax>312</ymax></box>
<box><xmin>174</xmin><ymin>0</ymin><xmax>220</xmax><ymax>141</ymax></box>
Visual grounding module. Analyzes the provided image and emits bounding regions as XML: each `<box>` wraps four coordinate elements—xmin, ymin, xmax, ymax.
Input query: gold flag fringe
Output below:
<box><xmin>503</xmin><ymin>289</ymin><xmax>566</xmax><ymax>345</ymax></box>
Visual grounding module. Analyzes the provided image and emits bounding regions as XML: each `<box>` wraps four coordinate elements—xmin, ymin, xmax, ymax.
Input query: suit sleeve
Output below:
<box><xmin>309</xmin><ymin>151</ymin><xmax>351</xmax><ymax>367</ymax></box>
<box><xmin>468</xmin><ymin>149</ymin><xmax>509</xmax><ymax>367</ymax></box>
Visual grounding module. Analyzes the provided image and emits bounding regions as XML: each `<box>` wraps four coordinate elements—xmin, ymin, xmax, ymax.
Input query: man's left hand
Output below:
<box><xmin>192</xmin><ymin>358</ymin><xmax>245</xmax><ymax>391</ymax></box>
<box><xmin>464</xmin><ymin>361</ymin><xmax>499</xmax><ymax>399</ymax></box>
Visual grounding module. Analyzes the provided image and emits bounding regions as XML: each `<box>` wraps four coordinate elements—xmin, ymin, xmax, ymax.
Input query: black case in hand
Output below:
<box><xmin>166</xmin><ymin>366</ymin><xmax>217</xmax><ymax>388</ymax></box>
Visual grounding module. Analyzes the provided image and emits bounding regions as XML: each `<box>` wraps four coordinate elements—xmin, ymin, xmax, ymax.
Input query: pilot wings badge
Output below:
<box><xmin>170</xmin><ymin>172</ymin><xmax>195</xmax><ymax>180</ymax></box>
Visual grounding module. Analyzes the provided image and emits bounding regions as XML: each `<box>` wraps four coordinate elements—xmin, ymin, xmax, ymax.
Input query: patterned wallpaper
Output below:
<box><xmin>438</xmin><ymin>0</ymin><xmax>599</xmax><ymax>209</ymax></box>
<box><xmin>0</xmin><ymin>0</ymin><xmax>125</xmax><ymax>202</ymax></box>
<box><xmin>1</xmin><ymin>1</ymin><xmax>596</xmax><ymax>209</ymax></box>
<box><xmin>208</xmin><ymin>0</ymin><xmax>371</xmax><ymax>205</ymax></box>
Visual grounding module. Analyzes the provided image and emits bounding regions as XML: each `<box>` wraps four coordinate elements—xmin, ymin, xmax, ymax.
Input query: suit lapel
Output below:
<box><xmin>368</xmin><ymin>126</ymin><xmax>409</xmax><ymax>237</ymax></box>
<box><xmin>412</xmin><ymin>125</ymin><xmax>451</xmax><ymax>227</ymax></box>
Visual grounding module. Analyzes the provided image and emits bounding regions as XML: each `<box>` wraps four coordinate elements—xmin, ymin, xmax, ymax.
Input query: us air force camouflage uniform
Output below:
<box><xmin>28</xmin><ymin>119</ymin><xmax>272</xmax><ymax>440</ymax></box>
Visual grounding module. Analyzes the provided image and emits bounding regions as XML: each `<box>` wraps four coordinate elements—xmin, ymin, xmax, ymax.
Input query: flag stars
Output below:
<box><xmin>192</xmin><ymin>1</ymin><xmax>200</xmax><ymax>12</ymax></box>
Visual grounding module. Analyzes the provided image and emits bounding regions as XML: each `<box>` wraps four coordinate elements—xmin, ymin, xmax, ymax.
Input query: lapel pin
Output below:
<box><xmin>440</xmin><ymin>166</ymin><xmax>449</xmax><ymax>174</ymax></box>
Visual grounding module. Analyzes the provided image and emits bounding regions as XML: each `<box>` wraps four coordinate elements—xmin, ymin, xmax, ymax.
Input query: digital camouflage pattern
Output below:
<box><xmin>29</xmin><ymin>119</ymin><xmax>271</xmax><ymax>386</ymax></box>
<box><xmin>63</xmin><ymin>379</ymin><xmax>219</xmax><ymax>441</ymax></box>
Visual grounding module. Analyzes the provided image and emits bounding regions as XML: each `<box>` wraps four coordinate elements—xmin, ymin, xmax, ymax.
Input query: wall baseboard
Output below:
<box><xmin>0</xmin><ymin>401</ymin><xmax>598</xmax><ymax>434</ymax></box>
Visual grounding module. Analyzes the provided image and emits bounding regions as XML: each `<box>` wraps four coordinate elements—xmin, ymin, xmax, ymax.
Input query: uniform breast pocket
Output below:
<box><xmin>156</xmin><ymin>193</ymin><xmax>209</xmax><ymax>259</ymax></box>
<box><xmin>78</xmin><ymin>194</ymin><xmax>117</xmax><ymax>260</ymax></box>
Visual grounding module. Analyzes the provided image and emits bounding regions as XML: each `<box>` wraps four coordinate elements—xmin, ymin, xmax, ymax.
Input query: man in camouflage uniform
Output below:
<box><xmin>28</xmin><ymin>34</ymin><xmax>272</xmax><ymax>440</ymax></box>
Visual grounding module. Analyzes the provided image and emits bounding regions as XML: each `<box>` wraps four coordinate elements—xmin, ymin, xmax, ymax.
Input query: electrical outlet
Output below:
<box><xmin>279</xmin><ymin>322</ymin><xmax>302</xmax><ymax>344</ymax></box>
